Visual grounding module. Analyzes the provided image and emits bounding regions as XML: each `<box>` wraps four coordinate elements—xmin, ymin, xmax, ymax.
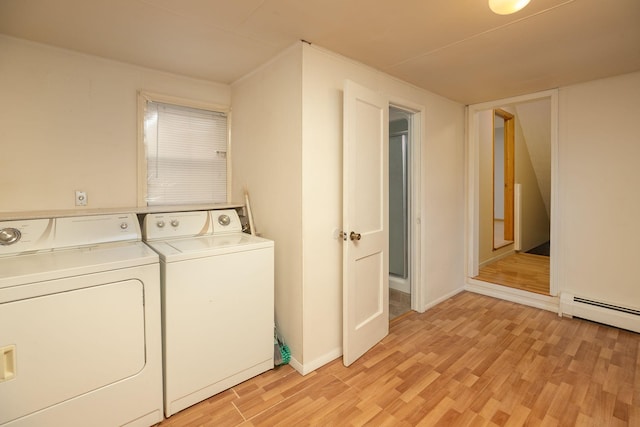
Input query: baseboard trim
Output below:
<box><xmin>290</xmin><ymin>348</ymin><xmax>342</xmax><ymax>376</ymax></box>
<box><xmin>390</xmin><ymin>275</ymin><xmax>410</xmax><ymax>294</ymax></box>
<box><xmin>479</xmin><ymin>249</ymin><xmax>516</xmax><ymax>268</ymax></box>
<box><xmin>288</xmin><ymin>356</ymin><xmax>304</xmax><ymax>375</ymax></box>
<box><xmin>465</xmin><ymin>278</ymin><xmax>559</xmax><ymax>313</ymax></box>
<box><xmin>422</xmin><ymin>287</ymin><xmax>465</xmax><ymax>312</ymax></box>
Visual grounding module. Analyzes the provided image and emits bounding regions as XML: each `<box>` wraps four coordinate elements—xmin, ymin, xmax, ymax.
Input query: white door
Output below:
<box><xmin>343</xmin><ymin>80</ymin><xmax>389</xmax><ymax>366</ymax></box>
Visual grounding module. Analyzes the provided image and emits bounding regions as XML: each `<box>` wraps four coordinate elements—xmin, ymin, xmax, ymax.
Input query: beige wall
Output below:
<box><xmin>230</xmin><ymin>44</ymin><xmax>304</xmax><ymax>367</ymax></box>
<box><xmin>0</xmin><ymin>35</ymin><xmax>230</xmax><ymax>213</ymax></box>
<box><xmin>513</xmin><ymin>113</ymin><xmax>550</xmax><ymax>252</ymax></box>
<box><xmin>557</xmin><ymin>71</ymin><xmax>640</xmax><ymax>309</ymax></box>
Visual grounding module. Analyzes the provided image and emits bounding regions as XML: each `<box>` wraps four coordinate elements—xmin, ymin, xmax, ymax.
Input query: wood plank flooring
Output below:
<box><xmin>156</xmin><ymin>292</ymin><xmax>639</xmax><ymax>426</ymax></box>
<box><xmin>475</xmin><ymin>253</ymin><xmax>550</xmax><ymax>295</ymax></box>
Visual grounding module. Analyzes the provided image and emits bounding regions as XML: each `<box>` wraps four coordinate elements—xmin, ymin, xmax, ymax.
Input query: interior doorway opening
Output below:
<box><xmin>389</xmin><ymin>106</ymin><xmax>413</xmax><ymax>320</ymax></box>
<box><xmin>467</xmin><ymin>90</ymin><xmax>558</xmax><ymax>302</ymax></box>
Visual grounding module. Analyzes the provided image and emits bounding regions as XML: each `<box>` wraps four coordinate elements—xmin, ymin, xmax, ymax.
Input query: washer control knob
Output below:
<box><xmin>218</xmin><ymin>214</ymin><xmax>231</xmax><ymax>226</ymax></box>
<box><xmin>120</xmin><ymin>222</ymin><xmax>129</xmax><ymax>230</ymax></box>
<box><xmin>170</xmin><ymin>219</ymin><xmax>180</xmax><ymax>227</ymax></box>
<box><xmin>156</xmin><ymin>220</ymin><xmax>165</xmax><ymax>228</ymax></box>
<box><xmin>0</xmin><ymin>228</ymin><xmax>22</xmax><ymax>246</ymax></box>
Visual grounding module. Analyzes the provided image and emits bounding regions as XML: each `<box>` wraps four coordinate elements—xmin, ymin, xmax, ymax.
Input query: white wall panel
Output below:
<box><xmin>230</xmin><ymin>44</ymin><xmax>304</xmax><ymax>366</ymax></box>
<box><xmin>558</xmin><ymin>71</ymin><xmax>640</xmax><ymax>309</ymax></box>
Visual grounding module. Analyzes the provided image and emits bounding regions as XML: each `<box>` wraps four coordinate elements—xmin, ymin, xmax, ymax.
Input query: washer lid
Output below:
<box><xmin>146</xmin><ymin>232</ymin><xmax>273</xmax><ymax>262</ymax></box>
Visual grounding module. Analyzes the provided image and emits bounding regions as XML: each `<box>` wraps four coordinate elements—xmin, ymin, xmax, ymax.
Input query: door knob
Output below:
<box><xmin>350</xmin><ymin>231</ymin><xmax>361</xmax><ymax>241</ymax></box>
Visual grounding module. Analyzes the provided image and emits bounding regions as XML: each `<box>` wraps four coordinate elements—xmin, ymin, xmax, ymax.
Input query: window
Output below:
<box><xmin>139</xmin><ymin>93</ymin><xmax>229</xmax><ymax>206</ymax></box>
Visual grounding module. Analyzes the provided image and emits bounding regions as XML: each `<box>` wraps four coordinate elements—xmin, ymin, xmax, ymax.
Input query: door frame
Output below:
<box><xmin>466</xmin><ymin>89</ymin><xmax>559</xmax><ymax>300</ymax></box>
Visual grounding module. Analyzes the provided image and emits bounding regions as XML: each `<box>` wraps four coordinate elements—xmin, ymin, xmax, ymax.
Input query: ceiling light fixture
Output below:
<box><xmin>489</xmin><ymin>0</ymin><xmax>531</xmax><ymax>15</ymax></box>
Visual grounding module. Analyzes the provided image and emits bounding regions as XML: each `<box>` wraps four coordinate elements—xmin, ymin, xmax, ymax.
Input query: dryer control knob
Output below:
<box><xmin>171</xmin><ymin>219</ymin><xmax>180</xmax><ymax>227</ymax></box>
<box><xmin>120</xmin><ymin>222</ymin><xmax>129</xmax><ymax>230</ymax></box>
<box><xmin>0</xmin><ymin>228</ymin><xmax>21</xmax><ymax>245</ymax></box>
<box><xmin>157</xmin><ymin>220</ymin><xmax>165</xmax><ymax>228</ymax></box>
<box><xmin>218</xmin><ymin>214</ymin><xmax>231</xmax><ymax>226</ymax></box>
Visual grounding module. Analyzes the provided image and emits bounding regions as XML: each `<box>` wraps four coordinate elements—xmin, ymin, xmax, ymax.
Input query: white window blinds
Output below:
<box><xmin>144</xmin><ymin>101</ymin><xmax>227</xmax><ymax>206</ymax></box>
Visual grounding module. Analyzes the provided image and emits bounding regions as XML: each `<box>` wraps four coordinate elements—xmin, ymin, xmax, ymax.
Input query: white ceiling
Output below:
<box><xmin>1</xmin><ymin>0</ymin><xmax>639</xmax><ymax>104</ymax></box>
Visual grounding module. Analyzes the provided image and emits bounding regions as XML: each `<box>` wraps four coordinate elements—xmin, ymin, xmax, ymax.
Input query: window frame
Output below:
<box><xmin>137</xmin><ymin>91</ymin><xmax>231</xmax><ymax>207</ymax></box>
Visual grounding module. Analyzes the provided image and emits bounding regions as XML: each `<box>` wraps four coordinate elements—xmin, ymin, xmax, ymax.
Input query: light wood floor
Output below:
<box><xmin>475</xmin><ymin>253</ymin><xmax>550</xmax><ymax>295</ymax></box>
<box><xmin>156</xmin><ymin>292</ymin><xmax>639</xmax><ymax>426</ymax></box>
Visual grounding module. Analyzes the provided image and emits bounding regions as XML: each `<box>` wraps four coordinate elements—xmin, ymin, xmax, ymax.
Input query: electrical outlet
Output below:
<box><xmin>75</xmin><ymin>191</ymin><xmax>87</xmax><ymax>206</ymax></box>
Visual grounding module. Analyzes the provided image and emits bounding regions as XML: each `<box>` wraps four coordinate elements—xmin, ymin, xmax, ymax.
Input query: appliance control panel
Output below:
<box><xmin>142</xmin><ymin>210</ymin><xmax>212</xmax><ymax>241</ymax></box>
<box><xmin>211</xmin><ymin>209</ymin><xmax>242</xmax><ymax>234</ymax></box>
<box><xmin>0</xmin><ymin>219</ymin><xmax>54</xmax><ymax>256</ymax></box>
<box><xmin>54</xmin><ymin>214</ymin><xmax>140</xmax><ymax>249</ymax></box>
<box><xmin>0</xmin><ymin>213</ymin><xmax>140</xmax><ymax>256</ymax></box>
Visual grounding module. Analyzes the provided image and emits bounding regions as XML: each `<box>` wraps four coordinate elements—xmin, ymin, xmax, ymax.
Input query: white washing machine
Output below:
<box><xmin>0</xmin><ymin>214</ymin><xmax>163</xmax><ymax>427</ymax></box>
<box><xmin>143</xmin><ymin>209</ymin><xmax>274</xmax><ymax>417</ymax></box>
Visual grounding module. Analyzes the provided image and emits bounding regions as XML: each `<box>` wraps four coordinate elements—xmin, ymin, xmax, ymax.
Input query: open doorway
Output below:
<box><xmin>389</xmin><ymin>106</ymin><xmax>412</xmax><ymax>319</ymax></box>
<box><xmin>467</xmin><ymin>90</ymin><xmax>558</xmax><ymax>302</ymax></box>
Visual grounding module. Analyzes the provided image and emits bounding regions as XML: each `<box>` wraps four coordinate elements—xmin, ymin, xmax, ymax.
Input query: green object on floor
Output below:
<box><xmin>274</xmin><ymin>329</ymin><xmax>290</xmax><ymax>366</ymax></box>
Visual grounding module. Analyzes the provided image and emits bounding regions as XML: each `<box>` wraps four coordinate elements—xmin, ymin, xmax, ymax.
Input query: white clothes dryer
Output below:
<box><xmin>0</xmin><ymin>214</ymin><xmax>163</xmax><ymax>427</ymax></box>
<box><xmin>143</xmin><ymin>209</ymin><xmax>274</xmax><ymax>417</ymax></box>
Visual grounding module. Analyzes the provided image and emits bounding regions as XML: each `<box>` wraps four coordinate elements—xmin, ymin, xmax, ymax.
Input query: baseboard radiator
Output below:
<box><xmin>560</xmin><ymin>293</ymin><xmax>640</xmax><ymax>333</ymax></box>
